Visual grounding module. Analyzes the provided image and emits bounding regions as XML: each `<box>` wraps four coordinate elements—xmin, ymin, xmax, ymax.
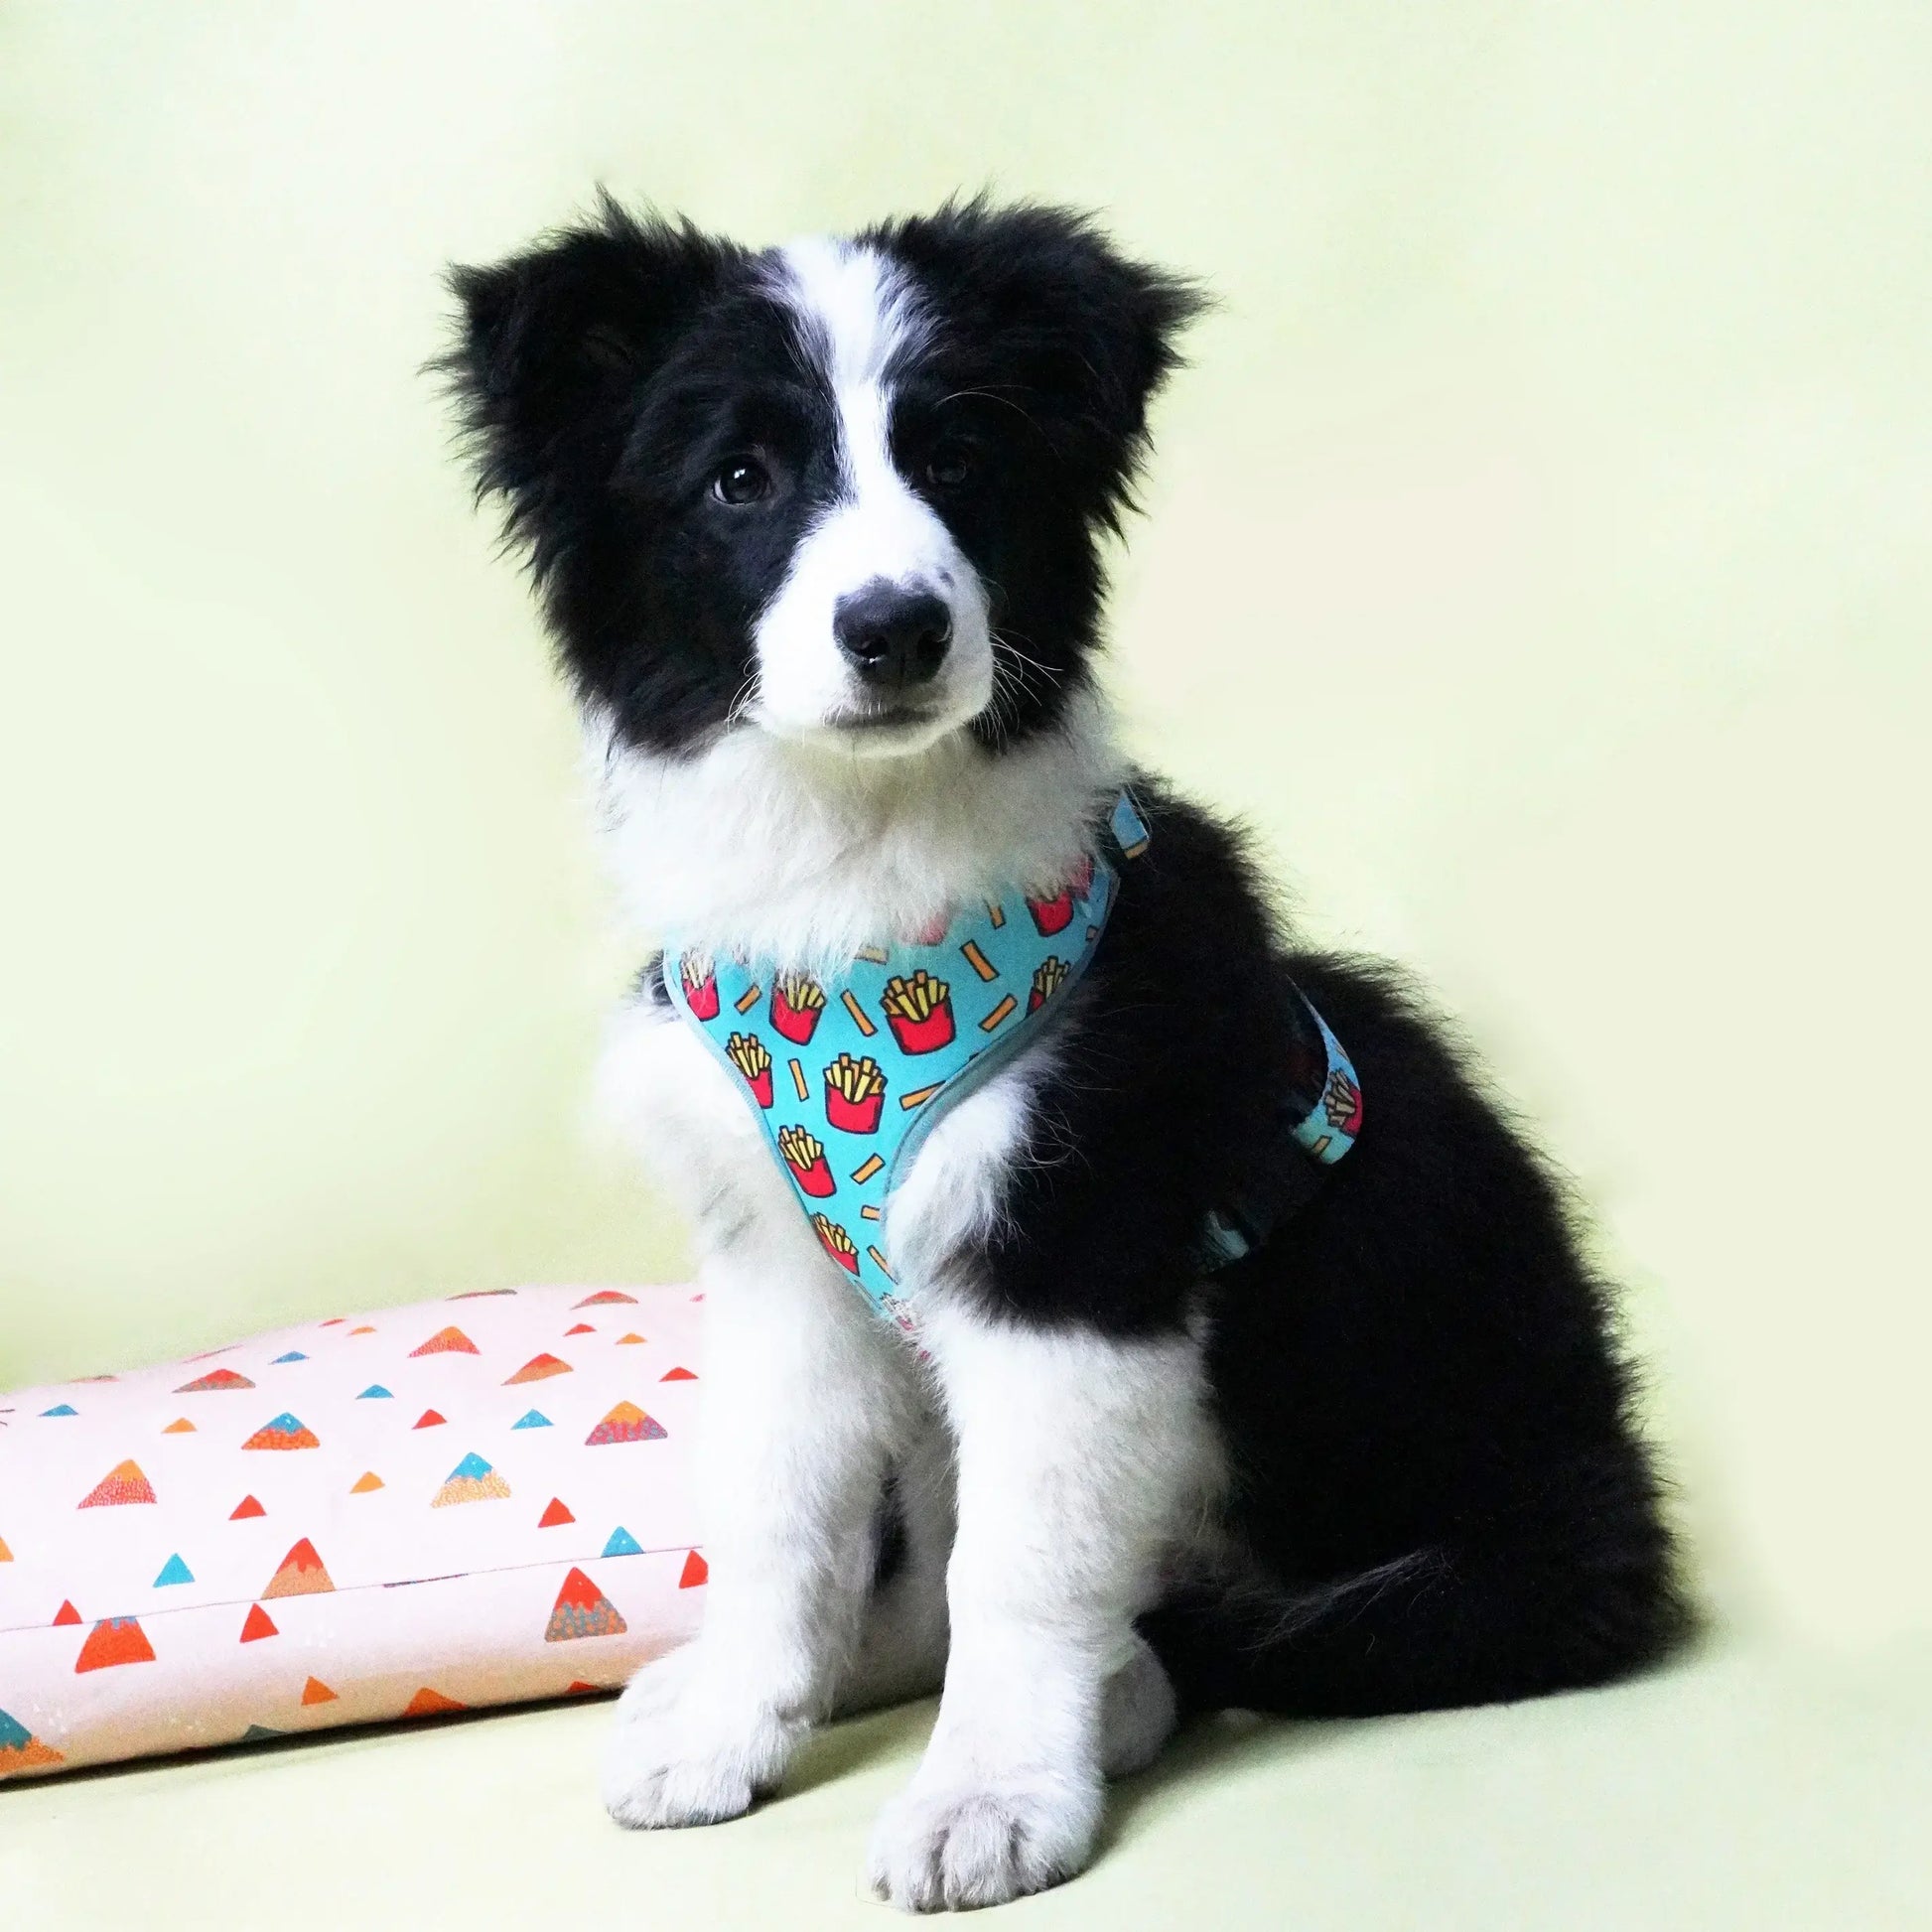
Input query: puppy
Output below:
<box><xmin>444</xmin><ymin>197</ymin><xmax>1684</xmax><ymax>1912</ymax></box>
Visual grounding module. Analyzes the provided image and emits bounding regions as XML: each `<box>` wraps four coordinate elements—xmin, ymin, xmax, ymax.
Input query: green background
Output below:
<box><xmin>2</xmin><ymin>4</ymin><xmax>1928</xmax><ymax>1921</ymax></box>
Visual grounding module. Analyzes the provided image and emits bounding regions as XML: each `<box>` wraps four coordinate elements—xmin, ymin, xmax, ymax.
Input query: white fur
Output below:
<box><xmin>600</xmin><ymin>1068</ymin><xmax>924</xmax><ymax>1825</ymax></box>
<box><xmin>588</xmin><ymin>254</ymin><xmax>1209</xmax><ymax>1904</ymax></box>
<box><xmin>866</xmin><ymin>1308</ymin><xmax>1217</xmax><ymax>1909</ymax></box>
<box><xmin>583</xmin><ymin>679</ymin><xmax>1123</xmax><ymax>967</ymax></box>
<box><xmin>885</xmin><ymin>1049</ymin><xmax>1052</xmax><ymax>1291</ymax></box>
<box><xmin>750</xmin><ymin>239</ymin><xmax>993</xmax><ymax>753</ymax></box>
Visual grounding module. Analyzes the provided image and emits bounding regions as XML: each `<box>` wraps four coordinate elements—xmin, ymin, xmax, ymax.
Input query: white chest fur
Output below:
<box><xmin>583</xmin><ymin>679</ymin><xmax>1121</xmax><ymax>1292</ymax></box>
<box><xmin>596</xmin><ymin>992</ymin><xmax>1045</xmax><ymax>1298</ymax></box>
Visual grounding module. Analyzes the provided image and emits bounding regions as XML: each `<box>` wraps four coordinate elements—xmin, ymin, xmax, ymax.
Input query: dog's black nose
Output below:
<box><xmin>833</xmin><ymin>583</ymin><xmax>952</xmax><ymax>688</ymax></box>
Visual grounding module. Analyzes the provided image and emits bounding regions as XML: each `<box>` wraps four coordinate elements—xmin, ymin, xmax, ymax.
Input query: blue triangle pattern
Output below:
<box><xmin>511</xmin><ymin>1410</ymin><xmax>552</xmax><ymax>1431</ymax></box>
<box><xmin>356</xmin><ymin>1385</ymin><xmax>393</xmax><ymax>1399</ymax></box>
<box><xmin>154</xmin><ymin>1553</ymin><xmax>195</xmax><ymax>1587</ymax></box>
<box><xmin>447</xmin><ymin>1450</ymin><xmax>494</xmax><ymax>1480</ymax></box>
<box><xmin>41</xmin><ymin>1404</ymin><xmax>77</xmax><ymax>1418</ymax></box>
<box><xmin>0</xmin><ymin>1708</ymin><xmax>31</xmax><ymax>1750</ymax></box>
<box><xmin>239</xmin><ymin>1725</ymin><xmax>285</xmax><ymax>1742</ymax></box>
<box><xmin>602</xmin><ymin>1526</ymin><xmax>644</xmax><ymax>1559</ymax></box>
<box><xmin>271</xmin><ymin>1350</ymin><xmax>308</xmax><ymax>1364</ymax></box>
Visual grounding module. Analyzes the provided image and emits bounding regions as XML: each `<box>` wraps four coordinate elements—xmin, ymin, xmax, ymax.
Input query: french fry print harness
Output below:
<box><xmin>664</xmin><ymin>792</ymin><xmax>1362</xmax><ymax>1331</ymax></box>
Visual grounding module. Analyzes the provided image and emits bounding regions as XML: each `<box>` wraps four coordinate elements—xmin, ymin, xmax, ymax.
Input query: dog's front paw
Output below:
<box><xmin>601</xmin><ymin>1643</ymin><xmax>805</xmax><ymax>1830</ymax></box>
<box><xmin>866</xmin><ymin>1770</ymin><xmax>1104</xmax><ymax>1912</ymax></box>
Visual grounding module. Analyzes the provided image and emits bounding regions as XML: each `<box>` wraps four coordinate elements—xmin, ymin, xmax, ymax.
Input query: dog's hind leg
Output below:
<box><xmin>1097</xmin><ymin>1631</ymin><xmax>1178</xmax><ymax>1777</ymax></box>
<box><xmin>836</xmin><ymin>1412</ymin><xmax>955</xmax><ymax>1716</ymax></box>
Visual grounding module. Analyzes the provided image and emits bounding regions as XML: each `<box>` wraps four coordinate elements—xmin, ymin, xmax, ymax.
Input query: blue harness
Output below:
<box><xmin>664</xmin><ymin>793</ymin><xmax>1361</xmax><ymax>1327</ymax></box>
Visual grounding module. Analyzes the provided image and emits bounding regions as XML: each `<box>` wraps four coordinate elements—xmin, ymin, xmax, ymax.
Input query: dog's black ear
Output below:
<box><xmin>874</xmin><ymin>200</ymin><xmax>1209</xmax><ymax>523</ymax></box>
<box><xmin>442</xmin><ymin>197</ymin><xmax>736</xmax><ymax>567</ymax></box>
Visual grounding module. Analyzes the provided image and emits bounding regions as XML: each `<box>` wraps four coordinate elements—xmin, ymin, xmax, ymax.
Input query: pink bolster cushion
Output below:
<box><xmin>0</xmin><ymin>1284</ymin><xmax>706</xmax><ymax>1779</ymax></box>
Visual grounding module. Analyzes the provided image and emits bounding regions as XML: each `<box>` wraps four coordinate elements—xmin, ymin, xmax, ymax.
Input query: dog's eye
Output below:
<box><xmin>711</xmin><ymin>458</ymin><xmax>771</xmax><ymax>506</ymax></box>
<box><xmin>925</xmin><ymin>445</ymin><xmax>972</xmax><ymax>490</ymax></box>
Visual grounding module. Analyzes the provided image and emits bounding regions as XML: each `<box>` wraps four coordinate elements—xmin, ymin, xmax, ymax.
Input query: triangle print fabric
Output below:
<box><xmin>0</xmin><ymin>1285</ymin><xmax>705</xmax><ymax>1780</ymax></box>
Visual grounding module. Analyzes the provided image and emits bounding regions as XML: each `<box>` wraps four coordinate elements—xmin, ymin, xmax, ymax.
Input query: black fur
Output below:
<box><xmin>444</xmin><ymin>197</ymin><xmax>1204</xmax><ymax>752</ymax></box>
<box><xmin>862</xmin><ymin>203</ymin><xmax>1205</xmax><ymax>749</ymax></box>
<box><xmin>998</xmin><ymin>783</ymin><xmax>1687</xmax><ymax>1710</ymax></box>
<box><xmin>447</xmin><ymin>198</ymin><xmax>1686</xmax><ymax>1724</ymax></box>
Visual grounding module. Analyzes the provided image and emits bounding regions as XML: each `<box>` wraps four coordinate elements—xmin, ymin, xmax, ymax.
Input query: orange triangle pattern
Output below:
<box><xmin>162</xmin><ymin>1416</ymin><xmax>197</xmax><ymax>1434</ymax></box>
<box><xmin>53</xmin><ymin>1599</ymin><xmax>81</xmax><ymax>1626</ymax></box>
<box><xmin>678</xmin><ymin>1550</ymin><xmax>709</xmax><ymax>1588</ymax></box>
<box><xmin>239</xmin><ymin>1602</ymin><xmax>279</xmax><ymax>1642</ymax></box>
<box><xmin>240</xmin><ymin>1414</ymin><xmax>321</xmax><ymax>1450</ymax></box>
<box><xmin>349</xmin><ymin>1471</ymin><xmax>384</xmax><ymax>1494</ymax></box>
<box><xmin>660</xmin><ymin>1366</ymin><xmax>697</xmax><ymax>1381</ymax></box>
<box><xmin>301</xmin><ymin>1676</ymin><xmax>337</xmax><ymax>1706</ymax></box>
<box><xmin>0</xmin><ymin>1535</ymin><xmax>11</xmax><ymax>1563</ymax></box>
<box><xmin>262</xmin><ymin>1537</ymin><xmax>335</xmax><ymax>1599</ymax></box>
<box><xmin>173</xmin><ymin>1367</ymin><xmax>255</xmax><ymax>1393</ymax></box>
<box><xmin>0</xmin><ymin>1708</ymin><xmax>67</xmax><ymax>1775</ymax></box>
<box><xmin>409</xmin><ymin>1325</ymin><xmax>479</xmax><ymax>1357</ymax></box>
<box><xmin>585</xmin><ymin>1400</ymin><xmax>666</xmax><ymax>1446</ymax></box>
<box><xmin>78</xmin><ymin>1458</ymin><xmax>158</xmax><ymax>1508</ymax></box>
<box><xmin>617</xmin><ymin>1333</ymin><xmax>646</xmax><ymax>1345</ymax></box>
<box><xmin>537</xmin><ymin>1497</ymin><xmax>575</xmax><ymax>1528</ymax></box>
<box><xmin>75</xmin><ymin>1615</ymin><xmax>156</xmax><ymax>1673</ymax></box>
<box><xmin>564</xmin><ymin>1321</ymin><xmax>596</xmax><ymax>1335</ymax></box>
<box><xmin>230</xmin><ymin>1494</ymin><xmax>266</xmax><ymax>1519</ymax></box>
<box><xmin>401</xmin><ymin>1687</ymin><xmax>466</xmax><ymax>1718</ymax></box>
<box><xmin>574</xmin><ymin>1290</ymin><xmax>637</xmax><ymax>1307</ymax></box>
<box><xmin>347</xmin><ymin>1324</ymin><xmax>375</xmax><ymax>1335</ymax></box>
<box><xmin>0</xmin><ymin>1736</ymin><xmax>65</xmax><ymax>1773</ymax></box>
<box><xmin>503</xmin><ymin>1353</ymin><xmax>571</xmax><ymax>1385</ymax></box>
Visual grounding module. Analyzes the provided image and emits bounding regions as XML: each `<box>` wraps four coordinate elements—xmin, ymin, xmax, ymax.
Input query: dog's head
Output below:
<box><xmin>445</xmin><ymin>198</ymin><xmax>1202</xmax><ymax>761</ymax></box>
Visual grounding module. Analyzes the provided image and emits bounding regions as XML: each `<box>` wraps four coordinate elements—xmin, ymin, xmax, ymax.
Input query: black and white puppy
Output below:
<box><xmin>445</xmin><ymin>199</ymin><xmax>1684</xmax><ymax>1912</ymax></box>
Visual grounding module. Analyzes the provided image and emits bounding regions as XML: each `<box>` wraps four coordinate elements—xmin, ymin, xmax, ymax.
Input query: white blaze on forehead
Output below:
<box><xmin>776</xmin><ymin>236</ymin><xmax>923</xmax><ymax>405</ymax></box>
<box><xmin>775</xmin><ymin>236</ymin><xmax>927</xmax><ymax>510</ymax></box>
<box><xmin>750</xmin><ymin>238</ymin><xmax>993</xmax><ymax>747</ymax></box>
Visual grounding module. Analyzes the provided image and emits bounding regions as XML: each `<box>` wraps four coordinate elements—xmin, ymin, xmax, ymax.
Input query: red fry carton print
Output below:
<box><xmin>725</xmin><ymin>1032</ymin><xmax>773</xmax><ymax>1106</ymax></box>
<box><xmin>881</xmin><ymin>970</ymin><xmax>955</xmax><ymax>1053</ymax></box>
<box><xmin>1026</xmin><ymin>888</ymin><xmax>1075</xmax><ymax>936</ymax></box>
<box><xmin>824</xmin><ymin>1052</ymin><xmax>887</xmax><ymax>1133</ymax></box>
<box><xmin>1029</xmin><ymin>956</ymin><xmax>1069</xmax><ymax>1013</ymax></box>
<box><xmin>769</xmin><ymin>971</ymin><xmax>826</xmax><ymax>1044</ymax></box>
<box><xmin>679</xmin><ymin>955</ymin><xmax>720</xmax><ymax>1021</ymax></box>
<box><xmin>1323</xmin><ymin>1069</ymin><xmax>1364</xmax><ymax>1138</ymax></box>
<box><xmin>777</xmin><ymin>1125</ymin><xmax>837</xmax><ymax>1197</ymax></box>
<box><xmin>812</xmin><ymin>1212</ymin><xmax>861</xmax><ymax>1274</ymax></box>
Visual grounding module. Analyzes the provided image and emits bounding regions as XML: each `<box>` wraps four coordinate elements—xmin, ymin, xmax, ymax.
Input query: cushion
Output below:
<box><xmin>0</xmin><ymin>1284</ymin><xmax>706</xmax><ymax>1780</ymax></box>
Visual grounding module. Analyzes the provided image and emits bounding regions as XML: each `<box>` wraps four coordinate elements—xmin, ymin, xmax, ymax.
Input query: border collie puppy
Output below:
<box><xmin>445</xmin><ymin>197</ymin><xmax>1684</xmax><ymax>1912</ymax></box>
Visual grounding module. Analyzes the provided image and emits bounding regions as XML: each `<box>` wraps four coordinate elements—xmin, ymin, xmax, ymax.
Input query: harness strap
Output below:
<box><xmin>663</xmin><ymin>788</ymin><xmax>1362</xmax><ymax>1314</ymax></box>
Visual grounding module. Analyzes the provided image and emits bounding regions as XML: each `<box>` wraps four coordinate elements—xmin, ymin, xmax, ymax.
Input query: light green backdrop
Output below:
<box><xmin>2</xmin><ymin>0</ymin><xmax>1928</xmax><ymax>1668</ymax></box>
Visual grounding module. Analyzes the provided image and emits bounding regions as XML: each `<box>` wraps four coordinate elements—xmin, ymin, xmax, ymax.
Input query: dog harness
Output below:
<box><xmin>663</xmin><ymin>792</ymin><xmax>1361</xmax><ymax>1330</ymax></box>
